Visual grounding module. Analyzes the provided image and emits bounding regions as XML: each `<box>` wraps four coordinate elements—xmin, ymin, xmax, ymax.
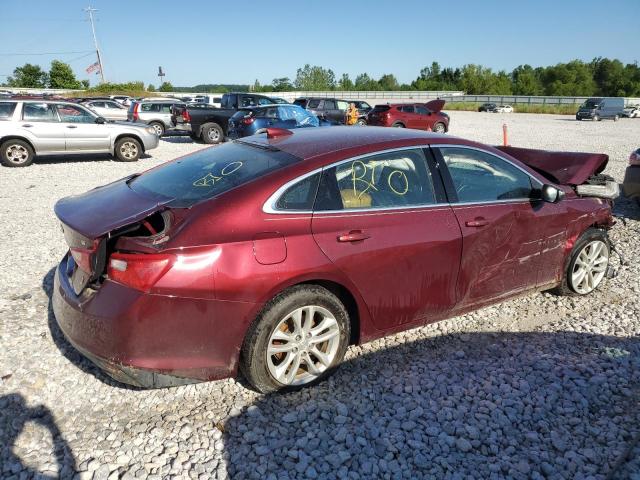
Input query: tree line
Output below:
<box><xmin>3</xmin><ymin>57</ymin><xmax>639</xmax><ymax>97</ymax></box>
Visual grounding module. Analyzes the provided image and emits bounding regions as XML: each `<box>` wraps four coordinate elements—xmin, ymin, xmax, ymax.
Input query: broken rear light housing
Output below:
<box><xmin>107</xmin><ymin>252</ymin><xmax>175</xmax><ymax>293</ymax></box>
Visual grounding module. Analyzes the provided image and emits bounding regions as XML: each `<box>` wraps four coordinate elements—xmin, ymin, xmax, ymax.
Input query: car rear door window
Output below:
<box><xmin>336</xmin><ymin>100</ymin><xmax>349</xmax><ymax>110</ymax></box>
<box><xmin>400</xmin><ymin>105</ymin><xmax>415</xmax><ymax>113</ymax></box>
<box><xmin>439</xmin><ymin>147</ymin><xmax>533</xmax><ymax>203</ymax></box>
<box><xmin>0</xmin><ymin>102</ymin><xmax>17</xmax><ymax>120</ymax></box>
<box><xmin>90</xmin><ymin>101</ymin><xmax>106</xmax><ymax>108</ymax></box>
<box><xmin>323</xmin><ymin>100</ymin><xmax>336</xmax><ymax>110</ymax></box>
<box><xmin>307</xmin><ymin>99</ymin><xmax>321</xmax><ymax>108</ymax></box>
<box><xmin>22</xmin><ymin>103</ymin><xmax>59</xmax><ymax>122</ymax></box>
<box><xmin>141</xmin><ymin>103</ymin><xmax>160</xmax><ymax>112</ymax></box>
<box><xmin>415</xmin><ymin>106</ymin><xmax>428</xmax><ymax>115</ymax></box>
<box><xmin>315</xmin><ymin>149</ymin><xmax>436</xmax><ymax>211</ymax></box>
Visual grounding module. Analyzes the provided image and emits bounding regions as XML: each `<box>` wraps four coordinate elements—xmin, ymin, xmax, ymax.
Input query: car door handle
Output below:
<box><xmin>337</xmin><ymin>230</ymin><xmax>370</xmax><ymax>242</ymax></box>
<box><xmin>66</xmin><ymin>125</ymin><xmax>77</xmax><ymax>129</ymax></box>
<box><xmin>465</xmin><ymin>218</ymin><xmax>489</xmax><ymax>227</ymax></box>
<box><xmin>22</xmin><ymin>124</ymin><xmax>33</xmax><ymax>128</ymax></box>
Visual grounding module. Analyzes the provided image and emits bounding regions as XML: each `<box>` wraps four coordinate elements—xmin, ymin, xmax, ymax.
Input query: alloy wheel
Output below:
<box><xmin>5</xmin><ymin>144</ymin><xmax>29</xmax><ymax>165</ymax></box>
<box><xmin>207</xmin><ymin>128</ymin><xmax>220</xmax><ymax>142</ymax></box>
<box><xmin>119</xmin><ymin>141</ymin><xmax>138</xmax><ymax>160</ymax></box>
<box><xmin>570</xmin><ymin>240</ymin><xmax>609</xmax><ymax>294</ymax></box>
<box><xmin>434</xmin><ymin>123</ymin><xmax>446</xmax><ymax>133</ymax></box>
<box><xmin>266</xmin><ymin>305</ymin><xmax>341</xmax><ymax>386</ymax></box>
<box><xmin>152</xmin><ymin>124</ymin><xmax>164</xmax><ymax>136</ymax></box>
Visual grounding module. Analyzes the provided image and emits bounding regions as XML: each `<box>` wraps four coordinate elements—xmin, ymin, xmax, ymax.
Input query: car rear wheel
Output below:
<box><xmin>201</xmin><ymin>123</ymin><xmax>224</xmax><ymax>144</ymax></box>
<box><xmin>240</xmin><ymin>285</ymin><xmax>350</xmax><ymax>393</ymax></box>
<box><xmin>1</xmin><ymin>139</ymin><xmax>34</xmax><ymax>167</ymax></box>
<box><xmin>149</xmin><ymin>122</ymin><xmax>165</xmax><ymax>136</ymax></box>
<box><xmin>114</xmin><ymin>137</ymin><xmax>142</xmax><ymax>162</ymax></box>
<box><xmin>553</xmin><ymin>228</ymin><xmax>610</xmax><ymax>296</ymax></box>
<box><xmin>391</xmin><ymin>122</ymin><xmax>405</xmax><ymax>128</ymax></box>
<box><xmin>433</xmin><ymin>122</ymin><xmax>446</xmax><ymax>133</ymax></box>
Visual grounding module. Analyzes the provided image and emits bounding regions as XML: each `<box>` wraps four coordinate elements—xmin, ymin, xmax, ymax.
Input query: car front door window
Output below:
<box><xmin>440</xmin><ymin>147</ymin><xmax>533</xmax><ymax>202</ymax></box>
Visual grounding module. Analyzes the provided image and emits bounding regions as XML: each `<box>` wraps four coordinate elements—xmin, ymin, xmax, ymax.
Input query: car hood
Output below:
<box><xmin>54</xmin><ymin>176</ymin><xmax>173</xmax><ymax>239</ymax></box>
<box><xmin>425</xmin><ymin>99</ymin><xmax>445</xmax><ymax>112</ymax></box>
<box><xmin>496</xmin><ymin>146</ymin><xmax>608</xmax><ymax>185</ymax></box>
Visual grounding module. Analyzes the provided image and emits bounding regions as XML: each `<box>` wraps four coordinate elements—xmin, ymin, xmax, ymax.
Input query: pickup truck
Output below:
<box><xmin>171</xmin><ymin>92</ymin><xmax>277</xmax><ymax>144</ymax></box>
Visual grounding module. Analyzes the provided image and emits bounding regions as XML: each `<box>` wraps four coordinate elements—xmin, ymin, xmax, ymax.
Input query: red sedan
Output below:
<box><xmin>53</xmin><ymin>127</ymin><xmax>618</xmax><ymax>392</ymax></box>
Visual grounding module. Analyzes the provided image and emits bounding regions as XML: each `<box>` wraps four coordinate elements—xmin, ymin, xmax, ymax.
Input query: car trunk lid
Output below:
<box><xmin>424</xmin><ymin>99</ymin><xmax>445</xmax><ymax>113</ymax></box>
<box><xmin>55</xmin><ymin>178</ymin><xmax>174</xmax><ymax>294</ymax></box>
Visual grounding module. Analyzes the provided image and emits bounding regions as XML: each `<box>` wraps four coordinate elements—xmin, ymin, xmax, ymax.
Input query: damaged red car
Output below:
<box><xmin>53</xmin><ymin>126</ymin><xmax>619</xmax><ymax>393</ymax></box>
<box><xmin>367</xmin><ymin>99</ymin><xmax>449</xmax><ymax>133</ymax></box>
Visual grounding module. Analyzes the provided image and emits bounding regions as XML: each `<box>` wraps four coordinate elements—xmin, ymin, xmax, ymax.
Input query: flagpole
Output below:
<box><xmin>84</xmin><ymin>6</ymin><xmax>105</xmax><ymax>83</ymax></box>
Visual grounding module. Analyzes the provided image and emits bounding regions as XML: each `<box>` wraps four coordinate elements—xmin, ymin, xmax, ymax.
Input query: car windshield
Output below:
<box><xmin>129</xmin><ymin>142</ymin><xmax>299</xmax><ymax>208</ymax></box>
<box><xmin>278</xmin><ymin>105</ymin><xmax>319</xmax><ymax>127</ymax></box>
<box><xmin>582</xmin><ymin>99</ymin><xmax>601</xmax><ymax>108</ymax></box>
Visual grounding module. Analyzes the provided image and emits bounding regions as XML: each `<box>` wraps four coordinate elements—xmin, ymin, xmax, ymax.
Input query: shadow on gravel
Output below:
<box><xmin>28</xmin><ymin>152</ymin><xmax>152</xmax><ymax>166</ymax></box>
<box><xmin>222</xmin><ymin>331</ymin><xmax>639</xmax><ymax>480</ymax></box>
<box><xmin>0</xmin><ymin>393</ymin><xmax>77</xmax><ymax>478</ymax></box>
<box><xmin>613</xmin><ymin>196</ymin><xmax>640</xmax><ymax>222</ymax></box>
<box><xmin>160</xmin><ymin>134</ymin><xmax>196</xmax><ymax>144</ymax></box>
<box><xmin>41</xmin><ymin>268</ymin><xmax>141</xmax><ymax>391</ymax></box>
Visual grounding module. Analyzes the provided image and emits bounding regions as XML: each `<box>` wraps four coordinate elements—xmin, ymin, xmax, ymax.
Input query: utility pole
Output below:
<box><xmin>84</xmin><ymin>6</ymin><xmax>105</xmax><ymax>83</ymax></box>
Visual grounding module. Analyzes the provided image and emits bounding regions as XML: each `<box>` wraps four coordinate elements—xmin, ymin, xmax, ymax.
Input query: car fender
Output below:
<box><xmin>0</xmin><ymin>132</ymin><xmax>38</xmax><ymax>154</ymax></box>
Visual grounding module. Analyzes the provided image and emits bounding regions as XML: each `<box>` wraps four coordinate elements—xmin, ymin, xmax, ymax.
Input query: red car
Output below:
<box><xmin>367</xmin><ymin>99</ymin><xmax>449</xmax><ymax>133</ymax></box>
<box><xmin>53</xmin><ymin>126</ymin><xmax>618</xmax><ymax>393</ymax></box>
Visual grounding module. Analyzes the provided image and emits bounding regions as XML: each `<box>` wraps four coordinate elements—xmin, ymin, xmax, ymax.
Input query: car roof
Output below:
<box><xmin>240</xmin><ymin>126</ymin><xmax>471</xmax><ymax>160</ymax></box>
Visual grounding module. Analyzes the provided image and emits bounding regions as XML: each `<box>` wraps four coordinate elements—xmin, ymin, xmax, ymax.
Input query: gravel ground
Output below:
<box><xmin>1</xmin><ymin>113</ymin><xmax>639</xmax><ymax>479</ymax></box>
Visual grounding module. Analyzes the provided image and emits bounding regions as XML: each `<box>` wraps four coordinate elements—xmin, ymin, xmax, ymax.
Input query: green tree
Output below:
<box><xmin>354</xmin><ymin>73</ymin><xmax>379</xmax><ymax>90</ymax></box>
<box><xmin>512</xmin><ymin>65</ymin><xmax>543</xmax><ymax>95</ymax></box>
<box><xmin>591</xmin><ymin>57</ymin><xmax>627</xmax><ymax>97</ymax></box>
<box><xmin>48</xmin><ymin>60</ymin><xmax>82</xmax><ymax>89</ymax></box>
<box><xmin>271</xmin><ymin>77</ymin><xmax>293</xmax><ymax>91</ymax></box>
<box><xmin>147</xmin><ymin>83</ymin><xmax>156</xmax><ymax>92</ymax></box>
<box><xmin>378</xmin><ymin>73</ymin><xmax>399</xmax><ymax>90</ymax></box>
<box><xmin>7</xmin><ymin>63</ymin><xmax>48</xmax><ymax>88</ymax></box>
<box><xmin>338</xmin><ymin>73</ymin><xmax>353</xmax><ymax>90</ymax></box>
<box><xmin>541</xmin><ymin>60</ymin><xmax>595</xmax><ymax>96</ymax></box>
<box><xmin>294</xmin><ymin>64</ymin><xmax>336</xmax><ymax>90</ymax></box>
<box><xmin>159</xmin><ymin>81</ymin><xmax>174</xmax><ymax>92</ymax></box>
<box><xmin>80</xmin><ymin>79</ymin><xmax>90</xmax><ymax>89</ymax></box>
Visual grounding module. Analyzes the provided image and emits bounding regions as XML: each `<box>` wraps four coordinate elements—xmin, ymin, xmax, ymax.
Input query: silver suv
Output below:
<box><xmin>127</xmin><ymin>99</ymin><xmax>185</xmax><ymax>136</ymax></box>
<box><xmin>0</xmin><ymin>100</ymin><xmax>159</xmax><ymax>167</ymax></box>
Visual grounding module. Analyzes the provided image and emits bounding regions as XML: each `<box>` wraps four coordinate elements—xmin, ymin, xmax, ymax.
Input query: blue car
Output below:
<box><xmin>227</xmin><ymin>104</ymin><xmax>332</xmax><ymax>139</ymax></box>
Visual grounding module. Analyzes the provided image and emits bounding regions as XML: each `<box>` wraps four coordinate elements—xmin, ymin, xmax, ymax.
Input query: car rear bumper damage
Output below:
<box><xmin>52</xmin><ymin>253</ymin><xmax>257</xmax><ymax>388</ymax></box>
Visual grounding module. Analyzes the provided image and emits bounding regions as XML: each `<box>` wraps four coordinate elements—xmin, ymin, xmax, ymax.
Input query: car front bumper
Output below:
<box><xmin>52</xmin><ymin>253</ymin><xmax>258</xmax><ymax>388</ymax></box>
<box><xmin>140</xmin><ymin>131</ymin><xmax>160</xmax><ymax>151</ymax></box>
<box><xmin>622</xmin><ymin>165</ymin><xmax>640</xmax><ymax>199</ymax></box>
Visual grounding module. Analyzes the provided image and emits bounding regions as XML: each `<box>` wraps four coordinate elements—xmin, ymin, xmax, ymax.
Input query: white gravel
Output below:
<box><xmin>1</xmin><ymin>114</ymin><xmax>639</xmax><ymax>479</ymax></box>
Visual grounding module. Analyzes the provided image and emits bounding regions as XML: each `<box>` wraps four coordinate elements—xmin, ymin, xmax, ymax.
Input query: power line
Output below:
<box><xmin>0</xmin><ymin>51</ymin><xmax>94</xmax><ymax>56</ymax></box>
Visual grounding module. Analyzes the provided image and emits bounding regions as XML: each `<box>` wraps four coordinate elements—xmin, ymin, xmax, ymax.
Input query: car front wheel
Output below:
<box><xmin>114</xmin><ymin>137</ymin><xmax>142</xmax><ymax>162</ymax></box>
<box><xmin>433</xmin><ymin>122</ymin><xmax>446</xmax><ymax>133</ymax></box>
<box><xmin>240</xmin><ymin>285</ymin><xmax>350</xmax><ymax>393</ymax></box>
<box><xmin>553</xmin><ymin>228</ymin><xmax>610</xmax><ymax>296</ymax></box>
<box><xmin>149</xmin><ymin>122</ymin><xmax>165</xmax><ymax>136</ymax></box>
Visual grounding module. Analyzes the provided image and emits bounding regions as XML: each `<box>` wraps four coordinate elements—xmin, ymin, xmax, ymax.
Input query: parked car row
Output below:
<box><xmin>478</xmin><ymin>103</ymin><xmax>513</xmax><ymax>113</ymax></box>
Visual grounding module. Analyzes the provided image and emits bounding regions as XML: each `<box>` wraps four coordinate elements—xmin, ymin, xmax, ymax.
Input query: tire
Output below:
<box><xmin>240</xmin><ymin>285</ymin><xmax>351</xmax><ymax>393</ymax></box>
<box><xmin>552</xmin><ymin>228</ymin><xmax>610</xmax><ymax>296</ymax></box>
<box><xmin>391</xmin><ymin>122</ymin><xmax>405</xmax><ymax>128</ymax></box>
<box><xmin>149</xmin><ymin>122</ymin><xmax>165</xmax><ymax>136</ymax></box>
<box><xmin>201</xmin><ymin>123</ymin><xmax>224</xmax><ymax>144</ymax></box>
<box><xmin>614</xmin><ymin>115</ymin><xmax>619</xmax><ymax>122</ymax></box>
<box><xmin>433</xmin><ymin>122</ymin><xmax>446</xmax><ymax>133</ymax></box>
<box><xmin>593</xmin><ymin>115</ymin><xmax>600</xmax><ymax>122</ymax></box>
<box><xmin>356</xmin><ymin>118</ymin><xmax>367</xmax><ymax>126</ymax></box>
<box><xmin>114</xmin><ymin>137</ymin><xmax>142</xmax><ymax>162</ymax></box>
<box><xmin>1</xmin><ymin>139</ymin><xmax>34</xmax><ymax>167</ymax></box>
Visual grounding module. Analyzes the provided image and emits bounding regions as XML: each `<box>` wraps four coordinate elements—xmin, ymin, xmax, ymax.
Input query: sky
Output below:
<box><xmin>1</xmin><ymin>0</ymin><xmax>639</xmax><ymax>88</ymax></box>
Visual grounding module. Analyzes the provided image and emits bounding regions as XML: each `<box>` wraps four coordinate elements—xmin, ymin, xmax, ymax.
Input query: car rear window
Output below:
<box><xmin>0</xmin><ymin>102</ymin><xmax>17</xmax><ymax>119</ymax></box>
<box><xmin>129</xmin><ymin>142</ymin><xmax>300</xmax><ymax>208</ymax></box>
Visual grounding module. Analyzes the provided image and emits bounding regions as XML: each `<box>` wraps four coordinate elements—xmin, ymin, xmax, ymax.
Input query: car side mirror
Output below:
<box><xmin>541</xmin><ymin>184</ymin><xmax>565</xmax><ymax>203</ymax></box>
<box><xmin>95</xmin><ymin>116</ymin><xmax>106</xmax><ymax>124</ymax></box>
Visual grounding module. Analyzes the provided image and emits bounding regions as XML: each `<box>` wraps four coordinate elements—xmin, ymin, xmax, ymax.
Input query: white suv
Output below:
<box><xmin>0</xmin><ymin>100</ymin><xmax>159</xmax><ymax>167</ymax></box>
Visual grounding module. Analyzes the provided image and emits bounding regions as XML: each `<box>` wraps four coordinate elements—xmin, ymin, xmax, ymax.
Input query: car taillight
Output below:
<box><xmin>629</xmin><ymin>150</ymin><xmax>640</xmax><ymax>166</ymax></box>
<box><xmin>241</xmin><ymin>115</ymin><xmax>255</xmax><ymax>125</ymax></box>
<box><xmin>132</xmin><ymin>103</ymin><xmax>139</xmax><ymax>121</ymax></box>
<box><xmin>70</xmin><ymin>247</ymin><xmax>95</xmax><ymax>273</ymax></box>
<box><xmin>107</xmin><ymin>252</ymin><xmax>175</xmax><ymax>293</ymax></box>
<box><xmin>182</xmin><ymin>109</ymin><xmax>191</xmax><ymax>122</ymax></box>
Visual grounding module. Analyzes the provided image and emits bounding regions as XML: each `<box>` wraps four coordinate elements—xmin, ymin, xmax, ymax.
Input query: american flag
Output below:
<box><xmin>86</xmin><ymin>61</ymin><xmax>100</xmax><ymax>74</ymax></box>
